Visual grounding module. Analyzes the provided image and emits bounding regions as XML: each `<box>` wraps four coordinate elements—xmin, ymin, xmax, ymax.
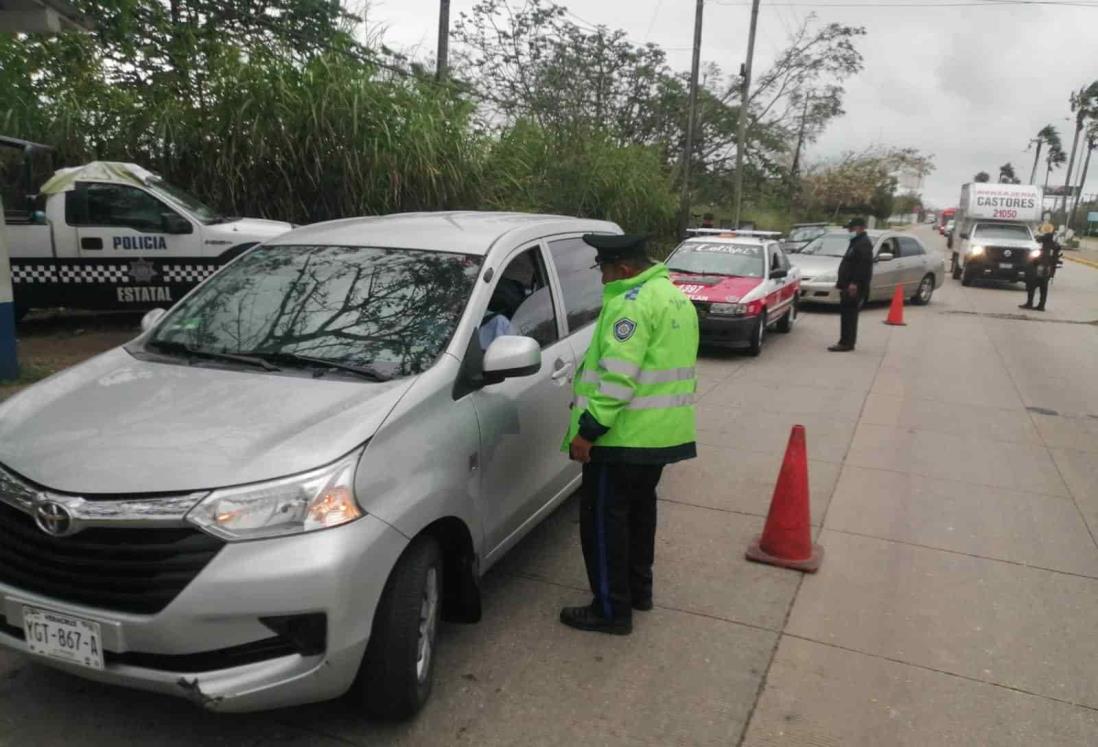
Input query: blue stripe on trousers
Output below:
<box><xmin>0</xmin><ymin>302</ymin><xmax>17</xmax><ymax>381</ymax></box>
<box><xmin>596</xmin><ymin>465</ymin><xmax>612</xmax><ymax>620</ymax></box>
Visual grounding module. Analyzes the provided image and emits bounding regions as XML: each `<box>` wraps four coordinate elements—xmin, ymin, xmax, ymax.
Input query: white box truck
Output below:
<box><xmin>949</xmin><ymin>183</ymin><xmax>1042</xmax><ymax>285</ymax></box>
<box><xmin>2</xmin><ymin>139</ymin><xmax>292</xmax><ymax>319</ymax></box>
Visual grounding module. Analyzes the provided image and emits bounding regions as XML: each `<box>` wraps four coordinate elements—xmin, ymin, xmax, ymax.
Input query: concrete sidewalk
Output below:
<box><xmin>2</xmin><ymin>227</ymin><xmax>1097</xmax><ymax>745</ymax></box>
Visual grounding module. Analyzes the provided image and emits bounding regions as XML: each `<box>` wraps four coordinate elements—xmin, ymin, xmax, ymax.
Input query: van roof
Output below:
<box><xmin>266</xmin><ymin>211</ymin><xmax>622</xmax><ymax>257</ymax></box>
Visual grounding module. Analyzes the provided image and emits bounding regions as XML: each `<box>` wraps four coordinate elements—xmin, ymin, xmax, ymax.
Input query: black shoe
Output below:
<box><xmin>1019</xmin><ymin>303</ymin><xmax>1033</xmax><ymax>309</ymax></box>
<box><xmin>632</xmin><ymin>597</ymin><xmax>654</xmax><ymax>612</ymax></box>
<box><xmin>828</xmin><ymin>343</ymin><xmax>854</xmax><ymax>352</ymax></box>
<box><xmin>1035</xmin><ymin>305</ymin><xmax>1046</xmax><ymax>312</ymax></box>
<box><xmin>560</xmin><ymin>604</ymin><xmax>632</xmax><ymax>635</ymax></box>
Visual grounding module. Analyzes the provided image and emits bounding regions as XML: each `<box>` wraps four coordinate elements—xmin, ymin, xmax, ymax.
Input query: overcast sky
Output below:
<box><xmin>362</xmin><ymin>0</ymin><xmax>1098</xmax><ymax>209</ymax></box>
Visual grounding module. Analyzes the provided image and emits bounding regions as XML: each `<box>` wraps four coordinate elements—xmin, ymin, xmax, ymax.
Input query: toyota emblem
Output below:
<box><xmin>35</xmin><ymin>501</ymin><xmax>73</xmax><ymax>537</ymax></box>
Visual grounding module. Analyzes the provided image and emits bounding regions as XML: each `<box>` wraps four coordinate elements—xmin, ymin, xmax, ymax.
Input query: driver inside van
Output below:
<box><xmin>478</xmin><ymin>278</ymin><xmax>525</xmax><ymax>350</ymax></box>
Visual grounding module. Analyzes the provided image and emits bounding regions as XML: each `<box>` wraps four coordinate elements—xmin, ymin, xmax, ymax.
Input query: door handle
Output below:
<box><xmin>551</xmin><ymin>360</ymin><xmax>573</xmax><ymax>382</ymax></box>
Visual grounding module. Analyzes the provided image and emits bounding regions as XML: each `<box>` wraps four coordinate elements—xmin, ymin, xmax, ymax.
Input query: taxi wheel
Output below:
<box><xmin>775</xmin><ymin>300</ymin><xmax>797</xmax><ymax>333</ymax></box>
<box><xmin>748</xmin><ymin>311</ymin><xmax>767</xmax><ymax>356</ymax></box>
<box><xmin>353</xmin><ymin>535</ymin><xmax>443</xmax><ymax>720</ymax></box>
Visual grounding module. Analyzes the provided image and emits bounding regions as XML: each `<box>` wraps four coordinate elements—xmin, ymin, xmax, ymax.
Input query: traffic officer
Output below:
<box><xmin>1020</xmin><ymin>230</ymin><xmax>1060</xmax><ymax>312</ymax></box>
<box><xmin>560</xmin><ymin>234</ymin><xmax>699</xmax><ymax>635</ymax></box>
<box><xmin>829</xmin><ymin>217</ymin><xmax>874</xmax><ymax>352</ymax></box>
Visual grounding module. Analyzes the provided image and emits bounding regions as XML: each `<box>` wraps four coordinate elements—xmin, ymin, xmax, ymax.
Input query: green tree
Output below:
<box><xmin>974</xmin><ymin>172</ymin><xmax>991</xmax><ymax>183</ymax></box>
<box><xmin>801</xmin><ymin>147</ymin><xmax>934</xmax><ymax>220</ymax></box>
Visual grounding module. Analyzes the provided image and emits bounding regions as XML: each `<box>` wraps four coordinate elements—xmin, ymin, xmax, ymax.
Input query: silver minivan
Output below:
<box><xmin>0</xmin><ymin>212</ymin><xmax>619</xmax><ymax>718</ymax></box>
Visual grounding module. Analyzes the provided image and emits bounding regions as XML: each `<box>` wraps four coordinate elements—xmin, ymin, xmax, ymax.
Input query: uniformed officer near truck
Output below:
<box><xmin>1019</xmin><ymin>229</ymin><xmax>1060</xmax><ymax>312</ymax></box>
<box><xmin>829</xmin><ymin>217</ymin><xmax>874</xmax><ymax>352</ymax></box>
<box><xmin>559</xmin><ymin>233</ymin><xmax>699</xmax><ymax>635</ymax></box>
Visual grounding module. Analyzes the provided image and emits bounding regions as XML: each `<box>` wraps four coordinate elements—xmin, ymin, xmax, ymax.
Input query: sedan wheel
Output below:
<box><xmin>911</xmin><ymin>274</ymin><xmax>934</xmax><ymax>305</ymax></box>
<box><xmin>775</xmin><ymin>300</ymin><xmax>797</xmax><ymax>333</ymax></box>
<box><xmin>748</xmin><ymin>312</ymin><xmax>767</xmax><ymax>356</ymax></box>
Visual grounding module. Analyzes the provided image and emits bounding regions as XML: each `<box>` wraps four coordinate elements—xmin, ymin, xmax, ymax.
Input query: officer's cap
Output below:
<box><xmin>582</xmin><ymin>233</ymin><xmax>649</xmax><ymax>265</ymax></box>
<box><xmin>845</xmin><ymin>217</ymin><xmax>867</xmax><ymax>229</ymax></box>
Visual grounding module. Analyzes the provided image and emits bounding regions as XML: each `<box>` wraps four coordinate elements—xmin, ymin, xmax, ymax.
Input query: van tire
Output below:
<box><xmin>353</xmin><ymin>536</ymin><xmax>443</xmax><ymax>720</ymax></box>
<box><xmin>13</xmin><ymin>305</ymin><xmax>29</xmax><ymax>323</ymax></box>
<box><xmin>961</xmin><ymin>265</ymin><xmax>974</xmax><ymax>287</ymax></box>
<box><xmin>951</xmin><ymin>253</ymin><xmax>961</xmax><ymax>280</ymax></box>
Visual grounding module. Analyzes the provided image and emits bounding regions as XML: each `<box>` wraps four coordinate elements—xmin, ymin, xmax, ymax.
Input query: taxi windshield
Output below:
<box><xmin>800</xmin><ymin>234</ymin><xmax>850</xmax><ymax>257</ymax></box>
<box><xmin>148</xmin><ymin>244</ymin><xmax>482</xmax><ymax>378</ymax></box>
<box><xmin>667</xmin><ymin>242</ymin><xmax>764</xmax><ymax>278</ymax></box>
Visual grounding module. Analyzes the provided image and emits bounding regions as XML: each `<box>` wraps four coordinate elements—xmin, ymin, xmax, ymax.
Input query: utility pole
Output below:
<box><xmin>1027</xmin><ymin>138</ymin><xmax>1043</xmax><ymax>185</ymax></box>
<box><xmin>1060</xmin><ymin>87</ymin><xmax>1086</xmax><ymax>217</ymax></box>
<box><xmin>436</xmin><ymin>0</ymin><xmax>451</xmax><ymax>82</ymax></box>
<box><xmin>1068</xmin><ymin>133</ymin><xmax>1095</xmax><ymax>229</ymax></box>
<box><xmin>732</xmin><ymin>0</ymin><xmax>762</xmax><ymax>229</ymax></box>
<box><xmin>677</xmin><ymin>0</ymin><xmax>705</xmax><ymax>237</ymax></box>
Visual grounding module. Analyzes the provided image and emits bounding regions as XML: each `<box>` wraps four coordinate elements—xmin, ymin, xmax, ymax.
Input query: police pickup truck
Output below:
<box><xmin>2</xmin><ymin>141</ymin><xmax>291</xmax><ymax>318</ymax></box>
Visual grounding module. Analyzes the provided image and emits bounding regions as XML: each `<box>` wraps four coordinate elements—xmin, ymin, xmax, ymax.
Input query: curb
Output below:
<box><xmin>1063</xmin><ymin>254</ymin><xmax>1098</xmax><ymax>270</ymax></box>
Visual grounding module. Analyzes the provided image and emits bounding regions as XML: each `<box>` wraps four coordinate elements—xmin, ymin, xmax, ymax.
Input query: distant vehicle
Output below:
<box><xmin>667</xmin><ymin>231</ymin><xmax>800</xmax><ymax>356</ymax></box>
<box><xmin>925</xmin><ymin>213</ymin><xmax>937</xmax><ymax>224</ymax></box>
<box><xmin>790</xmin><ymin>230</ymin><xmax>944</xmax><ymax>306</ymax></box>
<box><xmin>949</xmin><ymin>182</ymin><xmax>1043</xmax><ymax>285</ymax></box>
<box><xmin>937</xmin><ymin>208</ymin><xmax>956</xmax><ymax>235</ymax></box>
<box><xmin>782</xmin><ymin>223</ymin><xmax>836</xmax><ymax>254</ymax></box>
<box><xmin>0</xmin><ymin>211</ymin><xmax>626</xmax><ymax>719</ymax></box>
<box><xmin>945</xmin><ymin>219</ymin><xmax>956</xmax><ymax>236</ymax></box>
<box><xmin>1</xmin><ymin>143</ymin><xmax>292</xmax><ymax>319</ymax></box>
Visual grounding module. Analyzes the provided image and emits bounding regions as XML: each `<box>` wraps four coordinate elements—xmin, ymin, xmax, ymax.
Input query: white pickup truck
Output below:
<box><xmin>4</xmin><ymin>155</ymin><xmax>292</xmax><ymax>318</ymax></box>
<box><xmin>949</xmin><ymin>183</ymin><xmax>1043</xmax><ymax>286</ymax></box>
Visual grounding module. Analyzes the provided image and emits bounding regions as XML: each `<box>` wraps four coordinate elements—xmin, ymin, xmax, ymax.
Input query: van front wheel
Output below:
<box><xmin>353</xmin><ymin>535</ymin><xmax>443</xmax><ymax>720</ymax></box>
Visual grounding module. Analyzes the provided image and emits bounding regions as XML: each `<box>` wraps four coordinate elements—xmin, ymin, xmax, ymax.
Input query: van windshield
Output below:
<box><xmin>973</xmin><ymin>224</ymin><xmax>1032</xmax><ymax>241</ymax></box>
<box><xmin>149</xmin><ymin>245</ymin><xmax>482</xmax><ymax>378</ymax></box>
<box><xmin>145</xmin><ymin>179</ymin><xmax>221</xmax><ymax>224</ymax></box>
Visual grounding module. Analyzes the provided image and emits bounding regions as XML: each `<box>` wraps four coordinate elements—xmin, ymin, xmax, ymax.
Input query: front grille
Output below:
<box><xmin>691</xmin><ymin>300</ymin><xmax>711</xmax><ymax>317</ymax></box>
<box><xmin>0</xmin><ymin>500</ymin><xmax>224</xmax><ymax>615</ymax></box>
<box><xmin>985</xmin><ymin>246</ymin><xmax>1027</xmax><ymax>266</ymax></box>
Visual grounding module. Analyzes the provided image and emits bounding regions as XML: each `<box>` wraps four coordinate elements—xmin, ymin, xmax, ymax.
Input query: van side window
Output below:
<box><xmin>547</xmin><ymin>237</ymin><xmax>602</xmax><ymax>332</ymax></box>
<box><xmin>488</xmin><ymin>247</ymin><xmax>559</xmax><ymax>349</ymax></box>
<box><xmin>65</xmin><ymin>182</ymin><xmax>177</xmax><ymax>232</ymax></box>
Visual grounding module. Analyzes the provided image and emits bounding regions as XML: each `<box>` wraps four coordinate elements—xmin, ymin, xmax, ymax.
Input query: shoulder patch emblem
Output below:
<box><xmin>613</xmin><ymin>318</ymin><xmax>637</xmax><ymax>342</ymax></box>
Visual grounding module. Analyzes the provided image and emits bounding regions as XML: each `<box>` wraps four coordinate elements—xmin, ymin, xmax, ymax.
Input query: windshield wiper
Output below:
<box><xmin>146</xmin><ymin>339</ymin><xmax>279</xmax><ymax>371</ymax></box>
<box><xmin>242</xmin><ymin>350</ymin><xmax>392</xmax><ymax>382</ymax></box>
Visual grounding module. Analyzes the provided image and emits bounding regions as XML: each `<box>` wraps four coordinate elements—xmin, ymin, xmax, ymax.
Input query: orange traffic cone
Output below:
<box><xmin>746</xmin><ymin>425</ymin><xmax>823</xmax><ymax>572</ymax></box>
<box><xmin>883</xmin><ymin>284</ymin><xmax>906</xmax><ymax>326</ymax></box>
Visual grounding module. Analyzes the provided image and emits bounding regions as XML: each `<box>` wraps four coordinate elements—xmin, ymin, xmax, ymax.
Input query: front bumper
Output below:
<box><xmin>698</xmin><ymin>313</ymin><xmax>759</xmax><ymax>346</ymax></box>
<box><xmin>965</xmin><ymin>258</ymin><xmax>1026</xmax><ymax>280</ymax></box>
<box><xmin>798</xmin><ymin>281</ymin><xmax>841</xmax><ymax>304</ymax></box>
<box><xmin>0</xmin><ymin>514</ymin><xmax>408</xmax><ymax>712</ymax></box>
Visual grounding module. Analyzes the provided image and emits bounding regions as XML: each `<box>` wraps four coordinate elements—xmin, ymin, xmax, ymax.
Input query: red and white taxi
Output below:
<box><xmin>667</xmin><ymin>230</ymin><xmax>801</xmax><ymax>355</ymax></box>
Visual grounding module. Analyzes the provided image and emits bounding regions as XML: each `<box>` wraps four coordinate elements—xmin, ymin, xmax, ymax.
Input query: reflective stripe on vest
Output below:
<box><xmin>598</xmin><ymin>381</ymin><xmax>635</xmax><ymax>402</ymax></box>
<box><xmin>576</xmin><ymin>393</ymin><xmax>694</xmax><ymax>411</ymax></box>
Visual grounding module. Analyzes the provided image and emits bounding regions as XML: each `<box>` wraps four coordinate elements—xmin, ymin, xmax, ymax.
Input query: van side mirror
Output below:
<box><xmin>483</xmin><ymin>336</ymin><xmax>541</xmax><ymax>384</ymax></box>
<box><xmin>876</xmin><ymin>252</ymin><xmax>894</xmax><ymax>263</ymax></box>
<box><xmin>141</xmin><ymin>308</ymin><xmax>167</xmax><ymax>332</ymax></box>
<box><xmin>161</xmin><ymin>212</ymin><xmax>193</xmax><ymax>234</ymax></box>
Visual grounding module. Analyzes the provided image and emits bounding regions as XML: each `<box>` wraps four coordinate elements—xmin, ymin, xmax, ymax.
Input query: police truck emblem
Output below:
<box><xmin>614</xmin><ymin>318</ymin><xmax>637</xmax><ymax>342</ymax></box>
<box><xmin>129</xmin><ymin>259</ymin><xmax>158</xmax><ymax>284</ymax></box>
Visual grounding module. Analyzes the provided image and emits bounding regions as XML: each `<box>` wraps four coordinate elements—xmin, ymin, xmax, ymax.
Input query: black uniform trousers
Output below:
<box><xmin>1025</xmin><ymin>272</ymin><xmax>1049</xmax><ymax>309</ymax></box>
<box><xmin>578</xmin><ymin>461</ymin><xmax>664</xmax><ymax>622</ymax></box>
<box><xmin>838</xmin><ymin>287</ymin><xmax>864</xmax><ymax>347</ymax></box>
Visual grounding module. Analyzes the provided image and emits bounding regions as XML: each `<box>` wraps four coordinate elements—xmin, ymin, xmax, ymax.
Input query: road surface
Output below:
<box><xmin>2</xmin><ymin>226</ymin><xmax>1097</xmax><ymax>745</ymax></box>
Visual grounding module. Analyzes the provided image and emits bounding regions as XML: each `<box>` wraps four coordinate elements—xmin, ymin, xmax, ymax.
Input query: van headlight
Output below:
<box><xmin>1029</xmin><ymin>248</ymin><xmax>1041</xmax><ymax>259</ymax></box>
<box><xmin>187</xmin><ymin>450</ymin><xmax>364</xmax><ymax>541</ymax></box>
<box><xmin>969</xmin><ymin>246</ymin><xmax>985</xmax><ymax>257</ymax></box>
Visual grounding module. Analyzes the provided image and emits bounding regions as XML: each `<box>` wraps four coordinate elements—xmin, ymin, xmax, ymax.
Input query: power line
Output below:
<box><xmin>644</xmin><ymin>0</ymin><xmax>665</xmax><ymax>41</ymax></box>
